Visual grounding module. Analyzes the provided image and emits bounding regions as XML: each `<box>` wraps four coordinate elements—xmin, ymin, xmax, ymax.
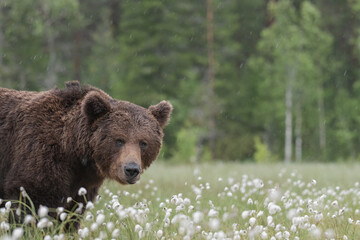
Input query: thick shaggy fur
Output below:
<box><xmin>0</xmin><ymin>81</ymin><xmax>172</xmax><ymax>228</ymax></box>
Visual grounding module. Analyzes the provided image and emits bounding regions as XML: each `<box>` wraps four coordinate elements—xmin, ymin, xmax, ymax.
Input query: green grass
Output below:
<box><xmin>1</xmin><ymin>162</ymin><xmax>360</xmax><ymax>239</ymax></box>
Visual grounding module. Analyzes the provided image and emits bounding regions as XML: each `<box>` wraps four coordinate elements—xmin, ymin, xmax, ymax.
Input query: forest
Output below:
<box><xmin>0</xmin><ymin>0</ymin><xmax>360</xmax><ymax>163</ymax></box>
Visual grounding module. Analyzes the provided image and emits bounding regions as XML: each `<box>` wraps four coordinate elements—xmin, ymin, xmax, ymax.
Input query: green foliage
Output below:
<box><xmin>171</xmin><ymin>127</ymin><xmax>199</xmax><ymax>163</ymax></box>
<box><xmin>215</xmin><ymin>135</ymin><xmax>255</xmax><ymax>161</ymax></box>
<box><xmin>0</xmin><ymin>0</ymin><xmax>82</xmax><ymax>89</ymax></box>
<box><xmin>254</xmin><ymin>136</ymin><xmax>278</xmax><ymax>163</ymax></box>
<box><xmin>1</xmin><ymin>0</ymin><xmax>360</xmax><ymax>162</ymax></box>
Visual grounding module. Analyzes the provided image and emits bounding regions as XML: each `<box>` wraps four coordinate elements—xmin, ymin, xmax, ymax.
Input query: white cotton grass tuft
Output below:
<box><xmin>75</xmin><ymin>203</ymin><xmax>84</xmax><ymax>214</ymax></box>
<box><xmin>0</xmin><ymin>221</ymin><xmax>10</xmax><ymax>231</ymax></box>
<box><xmin>208</xmin><ymin>218</ymin><xmax>220</xmax><ymax>231</ymax></box>
<box><xmin>54</xmin><ymin>233</ymin><xmax>65</xmax><ymax>240</ymax></box>
<box><xmin>60</xmin><ymin>212</ymin><xmax>67</xmax><ymax>221</ymax></box>
<box><xmin>85</xmin><ymin>213</ymin><xmax>94</xmax><ymax>221</ymax></box>
<box><xmin>268</xmin><ymin>188</ymin><xmax>281</xmax><ymax>201</ymax></box>
<box><xmin>310</xmin><ymin>227</ymin><xmax>322</xmax><ymax>239</ymax></box>
<box><xmin>86</xmin><ymin>201</ymin><xmax>95</xmax><ymax>210</ymax></box>
<box><xmin>138</xmin><ymin>229</ymin><xmax>145</xmax><ymax>239</ymax></box>
<box><xmin>20</xmin><ymin>186</ymin><xmax>28</xmax><ymax>198</ymax></box>
<box><xmin>56</xmin><ymin>207</ymin><xmax>64</xmax><ymax>215</ymax></box>
<box><xmin>78</xmin><ymin>227</ymin><xmax>90</xmax><ymax>238</ymax></box>
<box><xmin>239</xmin><ymin>229</ymin><xmax>247</xmax><ymax>236</ymax></box>
<box><xmin>106</xmin><ymin>222</ymin><xmax>114</xmax><ymax>231</ymax></box>
<box><xmin>38</xmin><ymin>205</ymin><xmax>49</xmax><ymax>218</ymax></box>
<box><xmin>96</xmin><ymin>213</ymin><xmax>105</xmax><ymax>225</ymax></box>
<box><xmin>145</xmin><ymin>222</ymin><xmax>151</xmax><ymax>231</ymax></box>
<box><xmin>78</xmin><ymin>187</ymin><xmax>87</xmax><ymax>196</ymax></box>
<box><xmin>5</xmin><ymin>201</ymin><xmax>11</xmax><ymax>210</ymax></box>
<box><xmin>324</xmin><ymin>229</ymin><xmax>335</xmax><ymax>239</ymax></box>
<box><xmin>90</xmin><ymin>222</ymin><xmax>98</xmax><ymax>231</ymax></box>
<box><xmin>157</xmin><ymin>229</ymin><xmax>163</xmax><ymax>238</ymax></box>
<box><xmin>134</xmin><ymin>224</ymin><xmax>143</xmax><ymax>233</ymax></box>
<box><xmin>208</xmin><ymin>209</ymin><xmax>218</xmax><ymax>217</ymax></box>
<box><xmin>37</xmin><ymin>218</ymin><xmax>49</xmax><ymax>229</ymax></box>
<box><xmin>260</xmin><ymin>231</ymin><xmax>268</xmax><ymax>239</ymax></box>
<box><xmin>11</xmin><ymin>227</ymin><xmax>24</xmax><ymax>240</ymax></box>
<box><xmin>24</xmin><ymin>215</ymin><xmax>36</xmax><ymax>224</ymax></box>
<box><xmin>111</xmin><ymin>229</ymin><xmax>120</xmax><ymax>238</ymax></box>
<box><xmin>193</xmin><ymin>211</ymin><xmax>204</xmax><ymax>223</ymax></box>
<box><xmin>249</xmin><ymin>217</ymin><xmax>256</xmax><ymax>226</ymax></box>
<box><xmin>242</xmin><ymin>210</ymin><xmax>249</xmax><ymax>219</ymax></box>
<box><xmin>268</xmin><ymin>202</ymin><xmax>281</xmax><ymax>215</ymax></box>
<box><xmin>267</xmin><ymin>216</ymin><xmax>273</xmax><ymax>226</ymax></box>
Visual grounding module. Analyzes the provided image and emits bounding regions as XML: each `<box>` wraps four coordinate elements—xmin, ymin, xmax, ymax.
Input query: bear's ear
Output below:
<box><xmin>149</xmin><ymin>101</ymin><xmax>173</xmax><ymax>128</ymax></box>
<box><xmin>82</xmin><ymin>91</ymin><xmax>111</xmax><ymax>123</ymax></box>
<box><xmin>65</xmin><ymin>80</ymin><xmax>81</xmax><ymax>90</ymax></box>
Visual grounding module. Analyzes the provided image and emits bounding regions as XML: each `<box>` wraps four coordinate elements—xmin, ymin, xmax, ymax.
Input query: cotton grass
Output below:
<box><xmin>1</xmin><ymin>163</ymin><xmax>360</xmax><ymax>239</ymax></box>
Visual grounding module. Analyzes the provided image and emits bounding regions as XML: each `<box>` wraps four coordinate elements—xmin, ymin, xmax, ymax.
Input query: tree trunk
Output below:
<box><xmin>0</xmin><ymin>11</ymin><xmax>3</xmax><ymax>66</ymax></box>
<box><xmin>266</xmin><ymin>0</ymin><xmax>278</xmax><ymax>27</ymax></box>
<box><xmin>284</xmin><ymin>66</ymin><xmax>295</xmax><ymax>164</ymax></box>
<box><xmin>43</xmin><ymin>12</ymin><xmax>57</xmax><ymax>89</ymax></box>
<box><xmin>206</xmin><ymin>0</ymin><xmax>216</xmax><ymax>160</ymax></box>
<box><xmin>0</xmin><ymin>7</ymin><xmax>4</xmax><ymax>86</ymax></box>
<box><xmin>19</xmin><ymin>70</ymin><xmax>26</xmax><ymax>90</ymax></box>
<box><xmin>74</xmin><ymin>31</ymin><xmax>82</xmax><ymax>81</ymax></box>
<box><xmin>295</xmin><ymin>93</ymin><xmax>302</xmax><ymax>162</ymax></box>
<box><xmin>109</xmin><ymin>0</ymin><xmax>121</xmax><ymax>39</ymax></box>
<box><xmin>318</xmin><ymin>84</ymin><xmax>326</xmax><ymax>157</ymax></box>
<box><xmin>195</xmin><ymin>134</ymin><xmax>206</xmax><ymax>164</ymax></box>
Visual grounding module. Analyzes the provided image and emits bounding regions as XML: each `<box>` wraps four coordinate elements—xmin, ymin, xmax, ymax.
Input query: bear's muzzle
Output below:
<box><xmin>124</xmin><ymin>162</ymin><xmax>140</xmax><ymax>184</ymax></box>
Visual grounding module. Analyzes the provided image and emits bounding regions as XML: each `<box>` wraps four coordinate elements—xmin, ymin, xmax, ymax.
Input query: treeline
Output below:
<box><xmin>1</xmin><ymin>0</ymin><xmax>360</xmax><ymax>162</ymax></box>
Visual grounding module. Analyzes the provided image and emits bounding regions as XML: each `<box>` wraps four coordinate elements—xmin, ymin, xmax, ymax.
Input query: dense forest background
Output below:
<box><xmin>1</xmin><ymin>0</ymin><xmax>360</xmax><ymax>163</ymax></box>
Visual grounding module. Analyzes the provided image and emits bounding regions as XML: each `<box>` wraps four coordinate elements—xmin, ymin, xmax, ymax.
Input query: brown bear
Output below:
<box><xmin>0</xmin><ymin>80</ymin><xmax>172</xmax><ymax>228</ymax></box>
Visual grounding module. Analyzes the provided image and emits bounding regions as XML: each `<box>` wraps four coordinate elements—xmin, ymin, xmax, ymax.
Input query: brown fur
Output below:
<box><xmin>0</xmin><ymin>81</ymin><xmax>172</xmax><ymax>228</ymax></box>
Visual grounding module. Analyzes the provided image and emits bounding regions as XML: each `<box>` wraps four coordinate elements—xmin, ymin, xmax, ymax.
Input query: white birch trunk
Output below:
<box><xmin>295</xmin><ymin>96</ymin><xmax>302</xmax><ymax>162</ymax></box>
<box><xmin>42</xmin><ymin>4</ymin><xmax>57</xmax><ymax>89</ymax></box>
<box><xmin>206</xmin><ymin>0</ymin><xmax>216</xmax><ymax>159</ymax></box>
<box><xmin>284</xmin><ymin>67</ymin><xmax>295</xmax><ymax>164</ymax></box>
<box><xmin>318</xmin><ymin>85</ymin><xmax>326</xmax><ymax>154</ymax></box>
<box><xmin>45</xmin><ymin>28</ymin><xmax>57</xmax><ymax>89</ymax></box>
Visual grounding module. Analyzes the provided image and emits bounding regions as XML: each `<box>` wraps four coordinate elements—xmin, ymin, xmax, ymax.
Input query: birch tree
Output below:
<box><xmin>206</xmin><ymin>0</ymin><xmax>216</xmax><ymax>159</ymax></box>
<box><xmin>248</xmin><ymin>0</ymin><xmax>332</xmax><ymax>162</ymax></box>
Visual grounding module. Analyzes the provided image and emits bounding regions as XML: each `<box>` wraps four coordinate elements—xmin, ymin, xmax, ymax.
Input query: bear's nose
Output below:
<box><xmin>124</xmin><ymin>162</ymin><xmax>140</xmax><ymax>180</ymax></box>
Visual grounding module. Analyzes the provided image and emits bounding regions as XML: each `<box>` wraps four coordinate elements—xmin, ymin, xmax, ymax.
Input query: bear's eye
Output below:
<box><xmin>139</xmin><ymin>141</ymin><xmax>147</xmax><ymax>150</ymax></box>
<box><xmin>116</xmin><ymin>139</ymin><xmax>125</xmax><ymax>147</ymax></box>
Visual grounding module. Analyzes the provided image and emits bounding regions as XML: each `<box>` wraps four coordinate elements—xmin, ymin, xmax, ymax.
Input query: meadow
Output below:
<box><xmin>1</xmin><ymin>162</ymin><xmax>360</xmax><ymax>239</ymax></box>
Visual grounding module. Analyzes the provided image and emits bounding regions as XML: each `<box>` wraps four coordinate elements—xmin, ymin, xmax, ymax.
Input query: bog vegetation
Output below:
<box><xmin>1</xmin><ymin>163</ymin><xmax>360</xmax><ymax>239</ymax></box>
<box><xmin>1</xmin><ymin>0</ymin><xmax>360</xmax><ymax>163</ymax></box>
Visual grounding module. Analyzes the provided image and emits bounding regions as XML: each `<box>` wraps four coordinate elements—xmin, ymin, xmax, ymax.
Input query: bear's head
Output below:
<box><xmin>82</xmin><ymin>91</ymin><xmax>172</xmax><ymax>184</ymax></box>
